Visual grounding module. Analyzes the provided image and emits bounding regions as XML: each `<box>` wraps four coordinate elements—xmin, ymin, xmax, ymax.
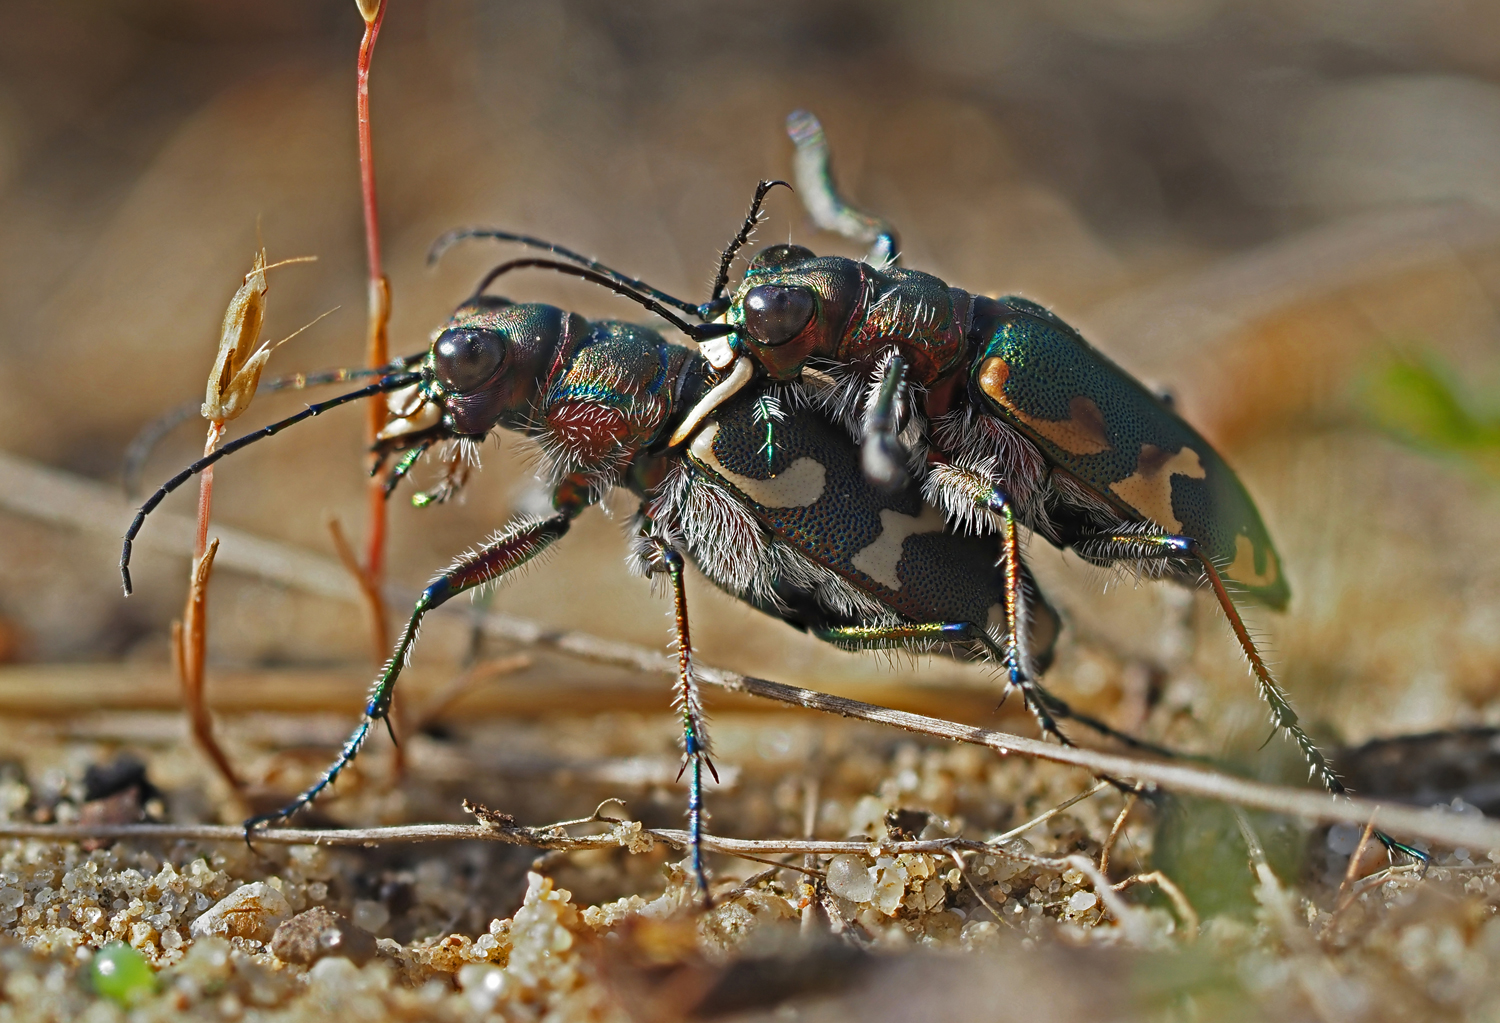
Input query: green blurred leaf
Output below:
<box><xmin>1362</xmin><ymin>354</ymin><xmax>1500</xmax><ymax>480</ymax></box>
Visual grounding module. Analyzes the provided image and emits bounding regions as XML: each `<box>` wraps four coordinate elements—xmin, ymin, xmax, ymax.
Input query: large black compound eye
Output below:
<box><xmin>743</xmin><ymin>285</ymin><xmax>815</xmax><ymax>347</ymax></box>
<box><xmin>432</xmin><ymin>328</ymin><xmax>505</xmax><ymax>393</ymax></box>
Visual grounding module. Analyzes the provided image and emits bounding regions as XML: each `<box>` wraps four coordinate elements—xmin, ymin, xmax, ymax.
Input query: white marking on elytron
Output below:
<box><xmin>688</xmin><ymin>421</ymin><xmax>826</xmax><ymax>507</ymax></box>
<box><xmin>850</xmin><ymin>504</ymin><xmax>948</xmax><ymax>590</ymax></box>
<box><xmin>668</xmin><ymin>356</ymin><xmax>752</xmax><ymax>447</ymax></box>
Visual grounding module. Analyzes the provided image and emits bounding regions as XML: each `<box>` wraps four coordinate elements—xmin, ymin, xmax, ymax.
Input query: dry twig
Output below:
<box><xmin>1100</xmin><ymin>792</ymin><xmax>1138</xmax><ymax>878</ymax></box>
<box><xmin>1113</xmin><ymin>870</ymin><xmax>1199</xmax><ymax>938</ymax></box>
<box><xmin>5</xmin><ymin>455</ymin><xmax>1500</xmax><ymax>852</ymax></box>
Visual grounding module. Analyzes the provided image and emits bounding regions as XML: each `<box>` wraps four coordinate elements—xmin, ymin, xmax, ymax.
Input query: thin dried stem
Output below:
<box><xmin>177</xmin><ymin>415</ymin><xmax>243</xmax><ymax>796</ymax></box>
<box><xmin>1100</xmin><ymin>793</ymin><xmax>1138</xmax><ymax>878</ymax></box>
<box><xmin>948</xmin><ymin>848</ymin><xmax>1006</xmax><ymax>926</ymax></box>
<box><xmin>327</xmin><ymin>515</ymin><xmax>393</xmax><ymax>666</ymax></box>
<box><xmin>414</xmin><ymin>654</ymin><xmax>533</xmax><ymax>728</ymax></box>
<box><xmin>1335</xmin><ymin>813</ymin><xmax>1380</xmax><ymax>906</ymax></box>
<box><xmin>174</xmin><ymin>539</ymin><xmax>242</xmax><ymax>794</ymax></box>
<box><xmin>329</xmin><ymin>513</ymin><xmax>405</xmax><ymax>776</ymax></box>
<box><xmin>1112</xmin><ymin>870</ymin><xmax>1199</xmax><ymax>939</ymax></box>
<box><xmin>990</xmin><ymin>781</ymin><xmax>1110</xmax><ymax>845</ymax></box>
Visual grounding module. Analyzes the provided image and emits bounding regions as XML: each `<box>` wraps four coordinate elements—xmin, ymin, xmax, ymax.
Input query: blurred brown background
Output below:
<box><xmin>2</xmin><ymin>0</ymin><xmax>1500</xmax><ymax>781</ymax></box>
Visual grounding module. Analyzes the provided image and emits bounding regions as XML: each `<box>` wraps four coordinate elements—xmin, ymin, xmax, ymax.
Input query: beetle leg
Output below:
<box><xmin>812</xmin><ymin>621</ymin><xmax>1072</xmax><ymax>745</ymax></box>
<box><xmin>639</xmin><ymin>535</ymin><xmax>716</xmax><ymax>899</ymax></box>
<box><xmin>1086</xmin><ymin>533</ymin><xmax>1336</xmax><ymax>772</ymax></box>
<box><xmin>861</xmin><ymin>354</ymin><xmax>911</xmax><ymax>492</ymax></box>
<box><xmin>379</xmin><ymin>440</ymin><xmax>431</xmax><ymax>499</ymax></box>
<box><xmin>1093</xmin><ymin>532</ymin><xmax>1430</xmax><ymax>865</ymax></box>
<box><xmin>243</xmin><ymin>513</ymin><xmax>573</xmax><ymax>835</ymax></box>
<box><xmin>786</xmin><ymin>109</ymin><xmax>900</xmax><ymax>268</ymax></box>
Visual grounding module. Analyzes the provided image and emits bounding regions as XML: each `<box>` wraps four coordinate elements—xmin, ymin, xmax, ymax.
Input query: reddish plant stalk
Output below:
<box><xmin>356</xmin><ymin>0</ymin><xmax>392</xmax><ymax>656</ymax></box>
<box><xmin>179</xmin><ymin>420</ymin><xmax>243</xmax><ymax>794</ymax></box>
<box><xmin>193</xmin><ymin>423</ymin><xmax>224</xmax><ymax>560</ymax></box>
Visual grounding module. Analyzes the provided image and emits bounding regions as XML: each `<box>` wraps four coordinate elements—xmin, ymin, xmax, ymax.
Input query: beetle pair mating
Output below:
<box><xmin>122</xmin><ymin>111</ymin><xmax>1407</xmax><ymax>893</ymax></box>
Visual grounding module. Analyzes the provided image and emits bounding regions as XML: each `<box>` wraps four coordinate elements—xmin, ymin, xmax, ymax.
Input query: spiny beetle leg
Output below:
<box><xmin>861</xmin><ymin>354</ymin><xmax>911</xmax><ymax>492</ymax></box>
<box><xmin>1083</xmin><ymin>531</ymin><xmax>1420</xmax><ymax>860</ymax></box>
<box><xmin>811</xmin><ymin>621</ymin><xmax>1069</xmax><ymax>745</ymax></box>
<box><xmin>244</xmin><ymin>513</ymin><xmax>573</xmax><ymax>835</ymax></box>
<box><xmin>640</xmin><ymin>535</ymin><xmax>715</xmax><ymax>899</ymax></box>
<box><xmin>1083</xmin><ymin>533</ymin><xmax>1336</xmax><ymax>779</ymax></box>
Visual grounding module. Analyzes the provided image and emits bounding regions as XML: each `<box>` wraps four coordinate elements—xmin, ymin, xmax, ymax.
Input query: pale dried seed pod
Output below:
<box><xmin>355</xmin><ymin>0</ymin><xmax>383</xmax><ymax>24</ymax></box>
<box><xmin>202</xmin><ymin>250</ymin><xmax>270</xmax><ymax>423</ymax></box>
<box><xmin>202</xmin><ymin>251</ymin><xmax>323</xmax><ymax>423</ymax></box>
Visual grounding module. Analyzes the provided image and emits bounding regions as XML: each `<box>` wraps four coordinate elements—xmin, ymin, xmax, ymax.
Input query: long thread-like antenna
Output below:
<box><xmin>430</xmin><ymin>228</ymin><xmax>705</xmax><ymax>319</ymax></box>
<box><xmin>120</xmin><ymin>371</ymin><xmax>421</xmax><ymax>595</ymax></box>
<box><xmin>708</xmin><ymin>179</ymin><xmax>791</xmax><ymax>306</ymax></box>
<box><xmin>468</xmin><ymin>259</ymin><xmax>738</xmax><ymax>342</ymax></box>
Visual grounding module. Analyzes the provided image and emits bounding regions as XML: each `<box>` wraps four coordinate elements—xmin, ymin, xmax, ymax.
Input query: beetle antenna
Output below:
<box><xmin>121</xmin><ymin>352</ymin><xmax>427</xmax><ymax>499</ymax></box>
<box><xmin>470</xmin><ymin>259</ymin><xmax>738</xmax><ymax>343</ymax></box>
<box><xmin>120</xmin><ymin>370</ymin><xmax>422</xmax><ymax>595</ymax></box>
<box><xmin>708</xmin><ymin>179</ymin><xmax>791</xmax><ymax>306</ymax></box>
<box><xmin>430</xmin><ymin>228</ymin><xmax>705</xmax><ymax>319</ymax></box>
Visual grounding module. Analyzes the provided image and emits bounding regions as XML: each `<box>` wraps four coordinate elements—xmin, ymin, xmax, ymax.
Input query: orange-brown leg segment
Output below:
<box><xmin>639</xmin><ymin>537</ymin><xmax>717</xmax><ymax>897</ymax></box>
<box><xmin>1089</xmin><ymin>532</ymin><xmax>1425</xmax><ymax>864</ymax></box>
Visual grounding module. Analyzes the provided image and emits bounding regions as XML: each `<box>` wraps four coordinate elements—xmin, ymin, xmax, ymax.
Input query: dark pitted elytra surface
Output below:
<box><xmin>690</xmin><ymin>387</ymin><xmax>1003</xmax><ymax>626</ymax></box>
<box><xmin>972</xmin><ymin>297</ymin><xmax>1289</xmax><ymax>609</ymax></box>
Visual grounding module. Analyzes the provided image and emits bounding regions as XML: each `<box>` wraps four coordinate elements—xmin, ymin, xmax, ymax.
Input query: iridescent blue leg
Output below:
<box><xmin>244</xmin><ymin>513</ymin><xmax>573</xmax><ymax>834</ymax></box>
<box><xmin>813</xmin><ymin>620</ymin><xmax>1072</xmax><ymax>744</ymax></box>
<box><xmin>641</xmin><ymin>538</ymin><xmax>716</xmax><ymax>898</ymax></box>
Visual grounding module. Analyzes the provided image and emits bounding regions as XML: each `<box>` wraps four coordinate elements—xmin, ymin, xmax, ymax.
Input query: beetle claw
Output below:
<box><xmin>861</xmin><ymin>430</ymin><xmax>910</xmax><ymax>492</ymax></box>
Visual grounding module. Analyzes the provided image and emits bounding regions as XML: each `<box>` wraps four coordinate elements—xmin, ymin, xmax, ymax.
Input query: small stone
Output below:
<box><xmin>189</xmin><ymin>882</ymin><xmax>291</xmax><ymax>943</ymax></box>
<box><xmin>90</xmin><ymin>941</ymin><xmax>156</xmax><ymax>1005</ymax></box>
<box><xmin>1067</xmin><ymin>890</ymin><xmax>1098</xmax><ymax>914</ymax></box>
<box><xmin>270</xmin><ymin>906</ymin><xmax>377</xmax><ymax>966</ymax></box>
<box><xmin>458</xmin><ymin>963</ymin><xmax>506</xmax><ymax>1013</ymax></box>
<box><xmin>351</xmin><ymin>898</ymin><xmax>390</xmax><ymax>935</ymax></box>
<box><xmin>825</xmin><ymin>855</ymin><xmax>875</xmax><ymax>903</ymax></box>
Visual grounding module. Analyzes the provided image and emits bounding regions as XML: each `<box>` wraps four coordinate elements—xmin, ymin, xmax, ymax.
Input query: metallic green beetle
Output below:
<box><xmin>427</xmin><ymin>112</ymin><xmax>1353</xmax><ymax>836</ymax></box>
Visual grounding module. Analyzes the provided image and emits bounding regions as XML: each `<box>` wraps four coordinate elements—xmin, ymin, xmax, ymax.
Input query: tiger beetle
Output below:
<box><xmin>424</xmin><ymin>111</ymin><xmax>1424</xmax><ymax>864</ymax></box>
<box><xmin>120</xmin><ymin>197</ymin><xmax>1218</xmax><ymax>893</ymax></box>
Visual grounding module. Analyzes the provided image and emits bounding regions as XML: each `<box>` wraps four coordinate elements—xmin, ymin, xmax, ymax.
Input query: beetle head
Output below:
<box><xmin>378</xmin><ymin>297</ymin><xmax>576</xmax><ymax>450</ymax></box>
<box><xmin>730</xmin><ymin>245</ymin><xmax>862</xmax><ymax>380</ymax></box>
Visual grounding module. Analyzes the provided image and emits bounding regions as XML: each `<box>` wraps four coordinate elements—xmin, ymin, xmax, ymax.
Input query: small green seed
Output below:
<box><xmin>91</xmin><ymin>941</ymin><xmax>156</xmax><ymax>1005</ymax></box>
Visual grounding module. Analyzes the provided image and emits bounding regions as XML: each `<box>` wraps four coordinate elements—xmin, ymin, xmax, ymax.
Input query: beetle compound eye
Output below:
<box><xmin>748</xmin><ymin>244</ymin><xmax>816</xmax><ymax>272</ymax></box>
<box><xmin>743</xmin><ymin>285</ymin><xmax>815</xmax><ymax>347</ymax></box>
<box><xmin>433</xmin><ymin>328</ymin><xmax>505</xmax><ymax>392</ymax></box>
